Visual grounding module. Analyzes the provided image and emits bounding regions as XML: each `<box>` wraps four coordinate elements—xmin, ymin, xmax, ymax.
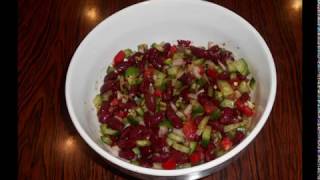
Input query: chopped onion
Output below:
<box><xmin>109</xmin><ymin>145</ymin><xmax>120</xmax><ymax>156</ymax></box>
<box><xmin>183</xmin><ymin>104</ymin><xmax>192</xmax><ymax>117</ymax></box>
<box><xmin>170</xmin><ymin>102</ymin><xmax>178</xmax><ymax>111</ymax></box>
<box><xmin>188</xmin><ymin>93</ymin><xmax>197</xmax><ymax>99</ymax></box>
<box><xmin>159</xmin><ymin>126</ymin><xmax>168</xmax><ymax>137</ymax></box>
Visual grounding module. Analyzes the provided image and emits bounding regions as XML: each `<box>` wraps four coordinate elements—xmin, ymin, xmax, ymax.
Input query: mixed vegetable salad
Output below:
<box><xmin>93</xmin><ymin>40</ymin><xmax>256</xmax><ymax>169</ymax></box>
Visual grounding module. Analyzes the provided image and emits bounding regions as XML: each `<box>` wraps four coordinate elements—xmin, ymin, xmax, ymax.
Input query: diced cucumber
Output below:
<box><xmin>215</xmin><ymin>149</ymin><xmax>225</xmax><ymax>157</ymax></box>
<box><xmin>220</xmin><ymin>99</ymin><xmax>234</xmax><ymax>108</ymax></box>
<box><xmin>172</xmin><ymin>143</ymin><xmax>190</xmax><ymax>154</ymax></box>
<box><xmin>101</xmin><ymin>136</ymin><xmax>112</xmax><ymax>145</ymax></box>
<box><xmin>124</xmin><ymin>48</ymin><xmax>133</xmax><ymax>58</ymax></box>
<box><xmin>173</xmin><ymin>52</ymin><xmax>184</xmax><ymax>60</ymax></box>
<box><xmin>196</xmin><ymin>116</ymin><xmax>210</xmax><ymax>136</ymax></box>
<box><xmin>177</xmin><ymin>163</ymin><xmax>192</xmax><ymax>169</ymax></box>
<box><xmin>154</xmin><ymin>43</ymin><xmax>164</xmax><ymax>52</ymax></box>
<box><xmin>201</xmin><ymin>126</ymin><xmax>212</xmax><ymax>147</ymax></box>
<box><xmin>214</xmin><ymin>91</ymin><xmax>223</xmax><ymax>102</ymax></box>
<box><xmin>249</xmin><ymin>78</ymin><xmax>256</xmax><ymax>90</ymax></box>
<box><xmin>193</xmin><ymin>59</ymin><xmax>204</xmax><ymax>65</ymax></box>
<box><xmin>138</xmin><ymin>43</ymin><xmax>148</xmax><ymax>52</ymax></box>
<box><xmin>230</xmin><ymin>72</ymin><xmax>237</xmax><ymax>80</ymax></box>
<box><xmin>227</xmin><ymin>130</ymin><xmax>236</xmax><ymax>138</ymax></box>
<box><xmin>212</xmin><ymin>131</ymin><xmax>222</xmax><ymax>145</ymax></box>
<box><xmin>135</xmin><ymin>107</ymin><xmax>144</xmax><ymax>116</ymax></box>
<box><xmin>189</xmin><ymin>141</ymin><xmax>197</xmax><ymax>154</ymax></box>
<box><xmin>226</xmin><ymin>60</ymin><xmax>237</xmax><ymax>72</ymax></box>
<box><xmin>166</xmin><ymin>138</ymin><xmax>174</xmax><ymax>146</ymax></box>
<box><xmin>101</xmin><ymin>125</ymin><xmax>119</xmax><ymax>136</ymax></box>
<box><xmin>125</xmin><ymin>66</ymin><xmax>140</xmax><ymax>77</ymax></box>
<box><xmin>196</xmin><ymin>78</ymin><xmax>206</xmax><ymax>88</ymax></box>
<box><xmin>127</xmin><ymin>116</ymin><xmax>139</xmax><ymax>125</ymax></box>
<box><xmin>217</xmin><ymin>80</ymin><xmax>234</xmax><ymax>97</ymax></box>
<box><xmin>164</xmin><ymin>58</ymin><xmax>173</xmax><ymax>65</ymax></box>
<box><xmin>192</xmin><ymin>105</ymin><xmax>204</xmax><ymax>117</ymax></box>
<box><xmin>160</xmin><ymin>119</ymin><xmax>173</xmax><ymax>128</ymax></box>
<box><xmin>136</xmin><ymin>140</ymin><xmax>151</xmax><ymax>147</ymax></box>
<box><xmin>210</xmin><ymin>109</ymin><xmax>221</xmax><ymax>120</ymax></box>
<box><xmin>100</xmin><ymin>124</ymin><xmax>108</xmax><ymax>134</ymax></box>
<box><xmin>167</xmin><ymin>66</ymin><xmax>179</xmax><ymax>77</ymax></box>
<box><xmin>93</xmin><ymin>94</ymin><xmax>102</xmax><ymax>110</ymax></box>
<box><xmin>224</xmin><ymin>119</ymin><xmax>249</xmax><ymax>132</ymax></box>
<box><xmin>154</xmin><ymin>71</ymin><xmax>166</xmax><ymax>88</ymax></box>
<box><xmin>238</xmin><ymin>81</ymin><xmax>250</xmax><ymax>93</ymax></box>
<box><xmin>132</xmin><ymin>147</ymin><xmax>140</xmax><ymax>155</ymax></box>
<box><xmin>101</xmin><ymin>91</ymin><xmax>112</xmax><ymax>101</ymax></box>
<box><xmin>106</xmin><ymin>66</ymin><xmax>115</xmax><ymax>74</ymax></box>
<box><xmin>168</xmin><ymin>132</ymin><xmax>185</xmax><ymax>143</ymax></box>
<box><xmin>131</xmin><ymin>160</ymin><xmax>140</xmax><ymax>165</ymax></box>
<box><xmin>234</xmin><ymin>58</ymin><xmax>249</xmax><ymax>76</ymax></box>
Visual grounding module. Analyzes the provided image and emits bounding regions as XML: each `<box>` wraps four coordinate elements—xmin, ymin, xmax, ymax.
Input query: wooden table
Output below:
<box><xmin>18</xmin><ymin>0</ymin><xmax>302</xmax><ymax>179</ymax></box>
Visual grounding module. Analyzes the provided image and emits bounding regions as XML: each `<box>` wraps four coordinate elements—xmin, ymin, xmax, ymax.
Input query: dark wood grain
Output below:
<box><xmin>18</xmin><ymin>0</ymin><xmax>302</xmax><ymax>179</ymax></box>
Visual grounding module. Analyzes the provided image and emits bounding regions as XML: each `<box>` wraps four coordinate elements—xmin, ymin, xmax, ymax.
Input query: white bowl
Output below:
<box><xmin>65</xmin><ymin>0</ymin><xmax>277</xmax><ymax>179</ymax></box>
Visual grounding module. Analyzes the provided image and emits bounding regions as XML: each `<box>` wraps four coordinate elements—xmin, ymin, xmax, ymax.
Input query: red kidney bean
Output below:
<box><xmin>119</xmin><ymin>149</ymin><xmax>135</xmax><ymax>160</ymax></box>
<box><xmin>166</xmin><ymin>105</ymin><xmax>183</xmax><ymax>128</ymax></box>
<box><xmin>105</xmin><ymin>117</ymin><xmax>124</xmax><ymax>131</ymax></box>
<box><xmin>144</xmin><ymin>91</ymin><xmax>156</xmax><ymax>113</ymax></box>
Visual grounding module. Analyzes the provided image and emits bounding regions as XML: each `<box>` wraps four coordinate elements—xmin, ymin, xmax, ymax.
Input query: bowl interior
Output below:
<box><xmin>66</xmin><ymin>0</ymin><xmax>276</xmax><ymax>177</ymax></box>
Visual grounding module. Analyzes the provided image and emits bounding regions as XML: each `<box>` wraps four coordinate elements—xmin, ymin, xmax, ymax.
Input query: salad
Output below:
<box><xmin>93</xmin><ymin>40</ymin><xmax>256</xmax><ymax>169</ymax></box>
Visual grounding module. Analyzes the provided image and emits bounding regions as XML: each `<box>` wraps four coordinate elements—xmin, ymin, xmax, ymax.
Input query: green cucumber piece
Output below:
<box><xmin>106</xmin><ymin>66</ymin><xmax>115</xmax><ymax>74</ymax></box>
<box><xmin>100</xmin><ymin>125</ymin><xmax>119</xmax><ymax>136</ymax></box>
<box><xmin>177</xmin><ymin>163</ymin><xmax>192</xmax><ymax>169</ymax></box>
<box><xmin>217</xmin><ymin>80</ymin><xmax>234</xmax><ymax>97</ymax></box>
<box><xmin>123</xmin><ymin>49</ymin><xmax>133</xmax><ymax>58</ymax></box>
<box><xmin>220</xmin><ymin>99</ymin><xmax>234</xmax><ymax>108</ymax></box>
<box><xmin>160</xmin><ymin>119</ymin><xmax>173</xmax><ymax>128</ymax></box>
<box><xmin>238</xmin><ymin>81</ymin><xmax>250</xmax><ymax>93</ymax></box>
<box><xmin>164</xmin><ymin>58</ymin><xmax>173</xmax><ymax>65</ymax></box>
<box><xmin>224</xmin><ymin>119</ymin><xmax>249</xmax><ymax>132</ymax></box>
<box><xmin>131</xmin><ymin>160</ymin><xmax>140</xmax><ymax>165</ymax></box>
<box><xmin>249</xmin><ymin>78</ymin><xmax>256</xmax><ymax>90</ymax></box>
<box><xmin>196</xmin><ymin>78</ymin><xmax>206</xmax><ymax>88</ymax></box>
<box><xmin>101</xmin><ymin>91</ymin><xmax>112</xmax><ymax>101</ymax></box>
<box><xmin>234</xmin><ymin>58</ymin><xmax>249</xmax><ymax>76</ymax></box>
<box><xmin>100</xmin><ymin>124</ymin><xmax>108</xmax><ymax>134</ymax></box>
<box><xmin>214</xmin><ymin>91</ymin><xmax>223</xmax><ymax>102</ymax></box>
<box><xmin>210</xmin><ymin>109</ymin><xmax>221</xmax><ymax>120</ymax></box>
<box><xmin>226</xmin><ymin>60</ymin><xmax>237</xmax><ymax>72</ymax></box>
<box><xmin>189</xmin><ymin>141</ymin><xmax>197</xmax><ymax>153</ymax></box>
<box><xmin>132</xmin><ymin>147</ymin><xmax>140</xmax><ymax>155</ymax></box>
<box><xmin>136</xmin><ymin>140</ymin><xmax>151</xmax><ymax>147</ymax></box>
<box><xmin>192</xmin><ymin>105</ymin><xmax>204</xmax><ymax>117</ymax></box>
<box><xmin>230</xmin><ymin>72</ymin><xmax>237</xmax><ymax>80</ymax></box>
<box><xmin>167</xmin><ymin>66</ymin><xmax>179</xmax><ymax>77</ymax></box>
<box><xmin>135</xmin><ymin>107</ymin><xmax>144</xmax><ymax>116</ymax></box>
<box><xmin>138</xmin><ymin>43</ymin><xmax>148</xmax><ymax>52</ymax></box>
<box><xmin>101</xmin><ymin>136</ymin><xmax>112</xmax><ymax>145</ymax></box>
<box><xmin>201</xmin><ymin>126</ymin><xmax>212</xmax><ymax>147</ymax></box>
<box><xmin>172</xmin><ymin>143</ymin><xmax>190</xmax><ymax>154</ymax></box>
<box><xmin>154</xmin><ymin>71</ymin><xmax>166</xmax><ymax>88</ymax></box>
<box><xmin>93</xmin><ymin>94</ymin><xmax>102</xmax><ymax>110</ymax></box>
<box><xmin>127</xmin><ymin>116</ymin><xmax>139</xmax><ymax>125</ymax></box>
<box><xmin>196</xmin><ymin>116</ymin><xmax>210</xmax><ymax>135</ymax></box>
<box><xmin>166</xmin><ymin>138</ymin><xmax>174</xmax><ymax>146</ymax></box>
<box><xmin>168</xmin><ymin>133</ymin><xmax>185</xmax><ymax>143</ymax></box>
<box><xmin>125</xmin><ymin>66</ymin><xmax>140</xmax><ymax>77</ymax></box>
<box><xmin>193</xmin><ymin>59</ymin><xmax>204</xmax><ymax>65</ymax></box>
<box><xmin>173</xmin><ymin>52</ymin><xmax>184</xmax><ymax>60</ymax></box>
